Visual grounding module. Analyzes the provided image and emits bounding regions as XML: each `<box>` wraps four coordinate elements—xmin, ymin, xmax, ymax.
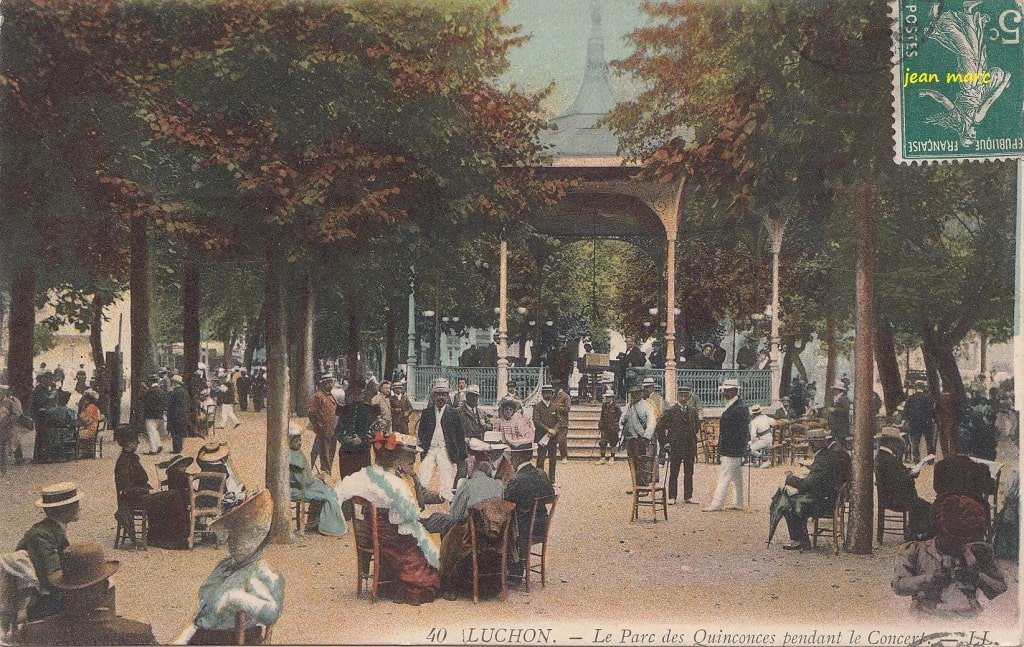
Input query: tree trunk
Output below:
<box><xmin>294</xmin><ymin>274</ymin><xmax>315</xmax><ymax>417</ymax></box>
<box><xmin>849</xmin><ymin>182</ymin><xmax>875</xmax><ymax>555</ymax></box>
<box><xmin>89</xmin><ymin>292</ymin><xmax>106</xmax><ymax>374</ymax></box>
<box><xmin>346</xmin><ymin>293</ymin><xmax>360</xmax><ymax>379</ymax></box>
<box><xmin>920</xmin><ymin>341</ymin><xmax>941</xmax><ymax>395</ymax></box>
<box><xmin>790</xmin><ymin>346</ymin><xmax>808</xmax><ymax>382</ymax></box>
<box><xmin>780</xmin><ymin>349</ymin><xmax>793</xmax><ymax>398</ymax></box>
<box><xmin>221</xmin><ymin>330</ymin><xmax>233</xmax><ymax>370</ymax></box>
<box><xmin>931</xmin><ymin>342</ymin><xmax>966</xmax><ymax>400</ymax></box>
<box><xmin>874</xmin><ymin>320</ymin><xmax>905</xmax><ymax>414</ymax></box>
<box><xmin>825</xmin><ymin>308</ymin><xmax>837</xmax><ymax>409</ymax></box>
<box><xmin>129</xmin><ymin>216</ymin><xmax>152</xmax><ymax>436</ymax></box>
<box><xmin>8</xmin><ymin>264</ymin><xmax>36</xmax><ymax>407</ymax></box>
<box><xmin>243</xmin><ymin>302</ymin><xmax>265</xmax><ymax>369</ymax></box>
<box><xmin>183</xmin><ymin>249</ymin><xmax>201</xmax><ymax>437</ymax></box>
<box><xmin>264</xmin><ymin>240</ymin><xmax>292</xmax><ymax>544</ymax></box>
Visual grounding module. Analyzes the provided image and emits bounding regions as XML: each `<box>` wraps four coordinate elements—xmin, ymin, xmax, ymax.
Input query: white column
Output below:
<box><xmin>497</xmin><ymin>237</ymin><xmax>509</xmax><ymax>399</ymax></box>
<box><xmin>664</xmin><ymin>236</ymin><xmax>677</xmax><ymax>405</ymax></box>
<box><xmin>766</xmin><ymin>218</ymin><xmax>786</xmax><ymax>409</ymax></box>
<box><xmin>1015</xmin><ymin>159</ymin><xmax>1023</xmax><ymax>413</ymax></box>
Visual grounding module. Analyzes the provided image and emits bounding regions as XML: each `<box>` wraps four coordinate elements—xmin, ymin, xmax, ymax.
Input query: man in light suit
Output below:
<box><xmin>417</xmin><ymin>379</ymin><xmax>468</xmax><ymax>501</ymax></box>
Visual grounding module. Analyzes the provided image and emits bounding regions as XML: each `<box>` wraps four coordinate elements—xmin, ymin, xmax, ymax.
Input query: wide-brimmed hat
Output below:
<box><xmin>392</xmin><ymin>380</ymin><xmax>406</xmax><ymax>389</ymax></box>
<box><xmin>718</xmin><ymin>378</ymin><xmax>741</xmax><ymax>391</ymax></box>
<box><xmin>171</xmin><ymin>374</ymin><xmax>183</xmax><ymax>384</ymax></box>
<box><xmin>156</xmin><ymin>455</ymin><xmax>194</xmax><ymax>471</ymax></box>
<box><xmin>82</xmin><ymin>389</ymin><xmax>99</xmax><ymax>401</ymax></box>
<box><xmin>701</xmin><ymin>343</ymin><xmax>714</xmax><ymax>350</ymax></box>
<box><xmin>483</xmin><ymin>430</ymin><xmax>504</xmax><ymax>445</ymax></box>
<box><xmin>210</xmin><ymin>490</ymin><xmax>273</xmax><ymax>561</ymax></box>
<box><xmin>197</xmin><ymin>441</ymin><xmax>230</xmax><ymax>462</ymax></box>
<box><xmin>468</xmin><ymin>437</ymin><xmax>491</xmax><ymax>453</ymax></box>
<box><xmin>465</xmin><ymin>384</ymin><xmax>481</xmax><ymax>396</ymax></box>
<box><xmin>35</xmin><ymin>482</ymin><xmax>83</xmax><ymax>509</ymax></box>
<box><xmin>628</xmin><ymin>383</ymin><xmax>643</xmax><ymax>393</ymax></box>
<box><xmin>508</xmin><ymin>442</ymin><xmax>536</xmax><ymax>454</ymax></box>
<box><xmin>541</xmin><ymin>384</ymin><xmax>554</xmax><ymax>392</ymax></box>
<box><xmin>678</xmin><ymin>385</ymin><xmax>692</xmax><ymax>393</ymax></box>
<box><xmin>318</xmin><ymin>373</ymin><xmax>335</xmax><ymax>384</ymax></box>
<box><xmin>879</xmin><ymin>426</ymin><xmax>903</xmax><ymax>439</ymax></box>
<box><xmin>432</xmin><ymin>378</ymin><xmax>450</xmax><ymax>394</ymax></box>
<box><xmin>287</xmin><ymin>422</ymin><xmax>302</xmax><ymax>438</ymax></box>
<box><xmin>49</xmin><ymin>543</ymin><xmax>119</xmax><ymax>590</ymax></box>
<box><xmin>642</xmin><ymin>377</ymin><xmax>655</xmax><ymax>387</ymax></box>
<box><xmin>831</xmin><ymin>381</ymin><xmax>847</xmax><ymax>391</ymax></box>
<box><xmin>750</xmin><ymin>405</ymin><xmax>763</xmax><ymax>415</ymax></box>
<box><xmin>602</xmin><ymin>391</ymin><xmax>615</xmax><ymax>399</ymax></box>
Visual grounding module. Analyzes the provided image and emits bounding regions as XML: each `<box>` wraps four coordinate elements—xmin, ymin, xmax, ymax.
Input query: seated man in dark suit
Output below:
<box><xmin>503</xmin><ymin>444</ymin><xmax>555</xmax><ymax>581</ymax></box>
<box><xmin>17</xmin><ymin>543</ymin><xmax>156</xmax><ymax>645</ymax></box>
<box><xmin>876</xmin><ymin>427</ymin><xmax>933</xmax><ymax>540</ymax></box>
<box><xmin>780</xmin><ymin>428</ymin><xmax>844</xmax><ymax>551</ymax></box>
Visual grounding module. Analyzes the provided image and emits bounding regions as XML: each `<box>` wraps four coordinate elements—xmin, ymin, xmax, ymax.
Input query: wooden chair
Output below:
<box><xmin>290</xmin><ymin>478</ymin><xmax>307</xmax><ymax>536</ymax></box>
<box><xmin>114</xmin><ymin>509</ymin><xmax>148</xmax><ymax>550</ymax></box>
<box><xmin>698</xmin><ymin>420</ymin><xmax>719</xmax><ymax>464</ymax></box>
<box><xmin>523</xmin><ymin>494</ymin><xmax>558</xmax><ymax>592</ymax></box>
<box><xmin>235</xmin><ymin>611</ymin><xmax>274</xmax><ymax>645</ymax></box>
<box><xmin>628</xmin><ymin>455</ymin><xmax>668</xmax><ymax>523</ymax></box>
<box><xmin>809</xmin><ymin>482</ymin><xmax>850</xmax><ymax>555</ymax></box>
<box><xmin>189</xmin><ymin>472</ymin><xmax>227</xmax><ymax>549</ymax></box>
<box><xmin>55</xmin><ymin>427</ymin><xmax>79</xmax><ymax>462</ymax></box>
<box><xmin>351</xmin><ymin>496</ymin><xmax>392</xmax><ymax>600</ymax></box>
<box><xmin>875</xmin><ymin>486</ymin><xmax>909</xmax><ymax>544</ymax></box>
<box><xmin>468</xmin><ymin>500</ymin><xmax>515</xmax><ymax>603</ymax></box>
<box><xmin>78</xmin><ymin>417</ymin><xmax>106</xmax><ymax>459</ymax></box>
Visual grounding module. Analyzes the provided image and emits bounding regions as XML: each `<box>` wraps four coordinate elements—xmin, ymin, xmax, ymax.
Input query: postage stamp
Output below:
<box><xmin>890</xmin><ymin>0</ymin><xmax>1024</xmax><ymax>163</ymax></box>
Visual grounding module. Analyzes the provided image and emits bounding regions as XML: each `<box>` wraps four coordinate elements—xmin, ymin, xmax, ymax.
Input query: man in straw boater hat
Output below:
<box><xmin>504</xmin><ymin>441</ymin><xmax>554</xmax><ymax>584</ymax></box>
<box><xmin>335</xmin><ymin>434</ymin><xmax>442</xmax><ymax>605</ymax></box>
<box><xmin>457</xmin><ymin>383</ymin><xmax>491</xmax><ymax>443</ymax></box>
<box><xmin>177</xmin><ymin>490</ymin><xmax>282</xmax><ymax>645</ymax></box>
<box><xmin>892</xmin><ymin>493</ymin><xmax>1007</xmax><ymax>616</ymax></box>
<box><xmin>642</xmin><ymin>377</ymin><xmax>664</xmax><ymax>423</ymax></box>
<box><xmin>308</xmin><ymin>373</ymin><xmax>339</xmax><ymax>475</ymax></box>
<box><xmin>287</xmin><ymin>423</ymin><xmax>347</xmax><ymax>537</ymax></box>
<box><xmin>876</xmin><ymin>426</ymin><xmax>934</xmax><ymax>541</ymax></box>
<box><xmin>17</xmin><ymin>482</ymin><xmax>82</xmax><ymax>620</ymax></box>
<box><xmin>773</xmin><ymin>427</ymin><xmax>844</xmax><ymax>551</ymax></box>
<box><xmin>17</xmin><ymin>543</ymin><xmax>156</xmax><ymax>645</ymax></box>
<box><xmin>703</xmin><ymin>378</ymin><xmax>749</xmax><ymax>512</ymax></box>
<box><xmin>416</xmin><ymin>378</ymin><xmax>467</xmax><ymax>502</ymax></box>
<box><xmin>655</xmin><ymin>385</ymin><xmax>701</xmax><ymax>505</ymax></box>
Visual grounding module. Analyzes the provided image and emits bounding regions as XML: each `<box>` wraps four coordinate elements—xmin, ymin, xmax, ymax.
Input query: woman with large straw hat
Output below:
<box><xmin>335</xmin><ymin>434</ymin><xmax>441</xmax><ymax>605</ymax></box>
<box><xmin>176</xmin><ymin>490</ymin><xmax>283</xmax><ymax>645</ymax></box>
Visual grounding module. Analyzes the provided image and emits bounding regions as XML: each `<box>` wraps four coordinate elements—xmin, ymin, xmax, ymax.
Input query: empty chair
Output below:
<box><xmin>628</xmin><ymin>455</ymin><xmax>667</xmax><ymax>523</ymax></box>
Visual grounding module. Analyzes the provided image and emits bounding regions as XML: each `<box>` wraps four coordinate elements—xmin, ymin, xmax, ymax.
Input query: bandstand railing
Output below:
<box><xmin>631</xmin><ymin>368</ymin><xmax>772</xmax><ymax>407</ymax></box>
<box><xmin>408</xmin><ymin>365</ymin><xmax>547</xmax><ymax>407</ymax></box>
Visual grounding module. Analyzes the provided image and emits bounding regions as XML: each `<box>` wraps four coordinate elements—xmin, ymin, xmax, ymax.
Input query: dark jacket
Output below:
<box><xmin>829</xmin><ymin>394</ymin><xmax>851</xmax><ymax>440</ymax></box>
<box><xmin>549</xmin><ymin>346</ymin><xmax>575</xmax><ymax>383</ymax></box>
<box><xmin>142</xmin><ymin>386</ymin><xmax>165</xmax><ymax>420</ymax></box>
<box><xmin>166</xmin><ymin>387</ymin><xmax>187</xmax><ymax>431</ymax></box>
<box><xmin>933</xmin><ymin>454</ymin><xmax>995</xmax><ymax>502</ymax></box>
<box><xmin>17</xmin><ymin>517</ymin><xmax>69</xmax><ymax>599</ymax></box>
<box><xmin>828</xmin><ymin>441</ymin><xmax>853</xmax><ymax>484</ymax></box>
<box><xmin>736</xmin><ymin>346</ymin><xmax>757</xmax><ymax>371</ymax></box>
<box><xmin>335</xmin><ymin>400</ymin><xmax>373</xmax><ymax>453</ymax></box>
<box><xmin>19</xmin><ymin>609</ymin><xmax>156</xmax><ymax>645</ymax></box>
<box><xmin>457</xmin><ymin>403</ymin><xmax>488</xmax><ymax>441</ymax></box>
<box><xmin>532</xmin><ymin>399</ymin><xmax>559</xmax><ymax>440</ymax></box>
<box><xmin>655</xmin><ymin>402</ymin><xmax>699</xmax><ymax>457</ymax></box>
<box><xmin>785</xmin><ymin>447</ymin><xmax>843</xmax><ymax>510</ymax></box>
<box><xmin>717</xmin><ymin>399</ymin><xmax>750</xmax><ymax>458</ymax></box>
<box><xmin>115</xmin><ymin>450</ymin><xmax>151</xmax><ymax>510</ymax></box>
<box><xmin>416</xmin><ymin>404</ymin><xmax>468</xmax><ymax>464</ymax></box>
<box><xmin>504</xmin><ymin>463</ymin><xmax>555</xmax><ymax>554</ymax></box>
<box><xmin>598</xmin><ymin>401</ymin><xmax>622</xmax><ymax>440</ymax></box>
<box><xmin>618</xmin><ymin>346</ymin><xmax>646</xmax><ymax>369</ymax></box>
<box><xmin>904</xmin><ymin>392</ymin><xmax>936</xmax><ymax>430</ymax></box>
<box><xmin>875</xmin><ymin>447</ymin><xmax>918</xmax><ymax>509</ymax></box>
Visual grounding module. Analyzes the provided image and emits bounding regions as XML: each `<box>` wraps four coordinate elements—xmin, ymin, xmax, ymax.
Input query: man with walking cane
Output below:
<box><xmin>655</xmin><ymin>385</ymin><xmax>700</xmax><ymax>505</ymax></box>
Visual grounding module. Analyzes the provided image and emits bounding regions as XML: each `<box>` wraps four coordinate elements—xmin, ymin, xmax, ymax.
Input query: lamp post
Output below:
<box><xmin>407</xmin><ymin>272</ymin><xmax>417</xmax><ymax>395</ymax></box>
<box><xmin>497</xmin><ymin>235</ymin><xmax>509</xmax><ymax>400</ymax></box>
<box><xmin>764</xmin><ymin>216</ymin><xmax>787</xmax><ymax>409</ymax></box>
<box><xmin>421</xmin><ymin>309</ymin><xmax>436</xmax><ymax>366</ymax></box>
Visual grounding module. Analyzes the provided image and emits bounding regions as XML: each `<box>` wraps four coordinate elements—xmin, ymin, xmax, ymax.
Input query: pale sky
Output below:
<box><xmin>501</xmin><ymin>0</ymin><xmax>648</xmax><ymax>116</ymax></box>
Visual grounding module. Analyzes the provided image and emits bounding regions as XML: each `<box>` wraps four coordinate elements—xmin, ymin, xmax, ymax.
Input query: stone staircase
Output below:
<box><xmin>567</xmin><ymin>403</ymin><xmax>604</xmax><ymax>459</ymax></box>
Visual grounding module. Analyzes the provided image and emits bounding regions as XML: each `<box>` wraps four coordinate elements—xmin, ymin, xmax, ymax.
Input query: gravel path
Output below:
<box><xmin>1</xmin><ymin>410</ymin><xmax>1017</xmax><ymax>645</ymax></box>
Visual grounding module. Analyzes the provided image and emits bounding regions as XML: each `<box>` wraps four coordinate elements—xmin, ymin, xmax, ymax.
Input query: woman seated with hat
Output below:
<box><xmin>114</xmin><ymin>434</ymin><xmax>151</xmax><ymax>549</ymax></box>
<box><xmin>76</xmin><ymin>390</ymin><xmax>101</xmax><ymax>459</ymax></box>
<box><xmin>196</xmin><ymin>441</ymin><xmax>247</xmax><ymax>511</ymax></box>
<box><xmin>147</xmin><ymin>455</ymin><xmax>194</xmax><ymax>550</ymax></box>
<box><xmin>335</xmin><ymin>433</ymin><xmax>441</xmax><ymax>605</ymax></box>
<box><xmin>176</xmin><ymin>490</ymin><xmax>283</xmax><ymax>645</ymax></box>
<box><xmin>493</xmin><ymin>398</ymin><xmax>534</xmax><ymax>450</ymax></box>
<box><xmin>287</xmin><ymin>423</ymin><xmax>347</xmax><ymax>537</ymax></box>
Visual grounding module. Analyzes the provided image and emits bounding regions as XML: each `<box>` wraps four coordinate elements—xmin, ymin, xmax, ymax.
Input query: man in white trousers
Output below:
<box><xmin>218</xmin><ymin>382</ymin><xmax>240</xmax><ymax>429</ymax></box>
<box><xmin>141</xmin><ymin>376</ymin><xmax>165</xmax><ymax>455</ymax></box>
<box><xmin>704</xmin><ymin>378</ymin><xmax>750</xmax><ymax>512</ymax></box>
<box><xmin>416</xmin><ymin>378</ymin><xmax>468</xmax><ymax>502</ymax></box>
